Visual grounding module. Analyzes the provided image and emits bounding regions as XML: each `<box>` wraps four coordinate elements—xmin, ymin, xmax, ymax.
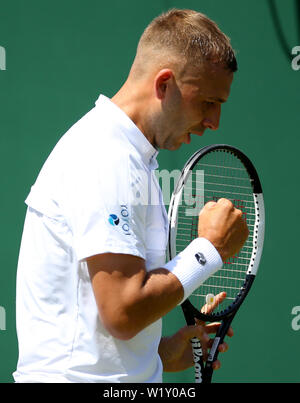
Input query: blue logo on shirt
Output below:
<box><xmin>108</xmin><ymin>214</ymin><xmax>120</xmax><ymax>226</ymax></box>
<box><xmin>108</xmin><ymin>207</ymin><xmax>131</xmax><ymax>236</ymax></box>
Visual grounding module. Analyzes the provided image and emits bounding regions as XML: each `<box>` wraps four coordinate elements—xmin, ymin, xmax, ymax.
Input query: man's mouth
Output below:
<box><xmin>183</xmin><ymin>129</ymin><xmax>205</xmax><ymax>145</ymax></box>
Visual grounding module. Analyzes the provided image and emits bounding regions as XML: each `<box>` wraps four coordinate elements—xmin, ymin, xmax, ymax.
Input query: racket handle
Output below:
<box><xmin>191</xmin><ymin>337</ymin><xmax>205</xmax><ymax>383</ymax></box>
<box><xmin>202</xmin><ymin>362</ymin><xmax>214</xmax><ymax>383</ymax></box>
<box><xmin>203</xmin><ymin>316</ymin><xmax>235</xmax><ymax>383</ymax></box>
<box><xmin>200</xmin><ymin>336</ymin><xmax>221</xmax><ymax>383</ymax></box>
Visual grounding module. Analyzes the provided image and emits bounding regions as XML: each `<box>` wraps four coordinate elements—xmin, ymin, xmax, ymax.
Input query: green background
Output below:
<box><xmin>0</xmin><ymin>0</ymin><xmax>299</xmax><ymax>383</ymax></box>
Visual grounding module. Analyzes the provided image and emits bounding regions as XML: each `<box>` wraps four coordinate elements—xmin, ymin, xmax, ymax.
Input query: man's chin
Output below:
<box><xmin>163</xmin><ymin>139</ymin><xmax>185</xmax><ymax>151</ymax></box>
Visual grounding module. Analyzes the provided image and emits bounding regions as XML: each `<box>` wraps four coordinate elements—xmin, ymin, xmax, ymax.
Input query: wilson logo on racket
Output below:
<box><xmin>108</xmin><ymin>214</ymin><xmax>120</xmax><ymax>226</ymax></box>
<box><xmin>191</xmin><ymin>337</ymin><xmax>203</xmax><ymax>382</ymax></box>
<box><xmin>195</xmin><ymin>252</ymin><xmax>206</xmax><ymax>266</ymax></box>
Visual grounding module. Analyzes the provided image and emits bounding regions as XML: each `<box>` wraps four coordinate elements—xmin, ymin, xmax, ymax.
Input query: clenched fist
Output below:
<box><xmin>198</xmin><ymin>198</ymin><xmax>249</xmax><ymax>262</ymax></box>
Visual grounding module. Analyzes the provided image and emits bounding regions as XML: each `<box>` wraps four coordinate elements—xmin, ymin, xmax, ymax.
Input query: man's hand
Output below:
<box><xmin>198</xmin><ymin>198</ymin><xmax>249</xmax><ymax>261</ymax></box>
<box><xmin>196</xmin><ymin>291</ymin><xmax>231</xmax><ymax>366</ymax></box>
<box><xmin>158</xmin><ymin>292</ymin><xmax>233</xmax><ymax>372</ymax></box>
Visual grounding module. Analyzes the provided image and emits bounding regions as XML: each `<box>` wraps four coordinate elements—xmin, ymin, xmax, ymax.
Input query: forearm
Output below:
<box><xmin>118</xmin><ymin>240</ymin><xmax>221</xmax><ymax>335</ymax></box>
<box><xmin>88</xmin><ymin>238</ymin><xmax>222</xmax><ymax>340</ymax></box>
<box><xmin>88</xmin><ymin>254</ymin><xmax>184</xmax><ymax>340</ymax></box>
<box><xmin>121</xmin><ymin>268</ymin><xmax>183</xmax><ymax>336</ymax></box>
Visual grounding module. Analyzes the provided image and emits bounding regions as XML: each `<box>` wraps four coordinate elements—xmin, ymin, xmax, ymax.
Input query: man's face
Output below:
<box><xmin>155</xmin><ymin>64</ymin><xmax>234</xmax><ymax>150</ymax></box>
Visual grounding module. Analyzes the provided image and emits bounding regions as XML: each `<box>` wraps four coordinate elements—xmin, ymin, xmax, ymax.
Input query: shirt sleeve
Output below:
<box><xmin>69</xmin><ymin>153</ymin><xmax>149</xmax><ymax>262</ymax></box>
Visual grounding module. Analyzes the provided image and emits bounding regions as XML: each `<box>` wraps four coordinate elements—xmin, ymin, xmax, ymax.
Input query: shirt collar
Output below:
<box><xmin>96</xmin><ymin>94</ymin><xmax>159</xmax><ymax>170</ymax></box>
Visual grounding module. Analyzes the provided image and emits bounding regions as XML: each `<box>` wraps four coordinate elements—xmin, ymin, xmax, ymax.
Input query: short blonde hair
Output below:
<box><xmin>136</xmin><ymin>9</ymin><xmax>237</xmax><ymax>73</ymax></box>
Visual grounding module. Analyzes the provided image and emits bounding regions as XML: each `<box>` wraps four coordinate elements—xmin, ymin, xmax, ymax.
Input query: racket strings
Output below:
<box><xmin>176</xmin><ymin>150</ymin><xmax>255</xmax><ymax>314</ymax></box>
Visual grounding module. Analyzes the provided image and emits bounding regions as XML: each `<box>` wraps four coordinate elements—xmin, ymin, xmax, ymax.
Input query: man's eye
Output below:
<box><xmin>206</xmin><ymin>101</ymin><xmax>215</xmax><ymax>106</ymax></box>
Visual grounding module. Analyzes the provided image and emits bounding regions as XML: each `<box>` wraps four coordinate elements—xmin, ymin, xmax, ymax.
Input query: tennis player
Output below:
<box><xmin>13</xmin><ymin>9</ymin><xmax>248</xmax><ymax>383</ymax></box>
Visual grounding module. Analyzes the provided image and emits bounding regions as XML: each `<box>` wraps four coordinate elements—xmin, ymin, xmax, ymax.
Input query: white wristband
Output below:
<box><xmin>164</xmin><ymin>237</ymin><xmax>223</xmax><ymax>303</ymax></box>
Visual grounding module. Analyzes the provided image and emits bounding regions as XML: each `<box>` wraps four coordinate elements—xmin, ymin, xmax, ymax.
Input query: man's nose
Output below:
<box><xmin>202</xmin><ymin>104</ymin><xmax>221</xmax><ymax>130</ymax></box>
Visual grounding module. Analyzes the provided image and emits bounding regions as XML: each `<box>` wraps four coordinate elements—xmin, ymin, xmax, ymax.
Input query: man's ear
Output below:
<box><xmin>154</xmin><ymin>69</ymin><xmax>174</xmax><ymax>100</ymax></box>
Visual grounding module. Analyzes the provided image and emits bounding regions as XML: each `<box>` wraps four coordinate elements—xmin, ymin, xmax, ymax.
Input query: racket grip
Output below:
<box><xmin>191</xmin><ymin>337</ymin><xmax>205</xmax><ymax>383</ymax></box>
<box><xmin>202</xmin><ymin>362</ymin><xmax>214</xmax><ymax>384</ymax></box>
<box><xmin>203</xmin><ymin>317</ymin><xmax>234</xmax><ymax>383</ymax></box>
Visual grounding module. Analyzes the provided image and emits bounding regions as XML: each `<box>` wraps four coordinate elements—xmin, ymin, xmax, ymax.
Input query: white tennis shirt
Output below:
<box><xmin>13</xmin><ymin>95</ymin><xmax>169</xmax><ymax>383</ymax></box>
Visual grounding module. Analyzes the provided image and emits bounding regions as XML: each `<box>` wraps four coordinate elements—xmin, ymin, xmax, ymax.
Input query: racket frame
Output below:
<box><xmin>167</xmin><ymin>144</ymin><xmax>265</xmax><ymax>382</ymax></box>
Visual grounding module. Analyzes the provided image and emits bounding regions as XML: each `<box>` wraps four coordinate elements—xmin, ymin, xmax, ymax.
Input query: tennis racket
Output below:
<box><xmin>167</xmin><ymin>144</ymin><xmax>265</xmax><ymax>383</ymax></box>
